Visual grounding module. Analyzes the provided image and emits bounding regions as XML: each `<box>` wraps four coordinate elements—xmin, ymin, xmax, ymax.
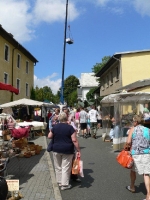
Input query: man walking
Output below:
<box><xmin>88</xmin><ymin>105</ymin><xmax>99</xmax><ymax>139</ymax></box>
<box><xmin>79</xmin><ymin>107</ymin><xmax>88</xmax><ymax>138</ymax></box>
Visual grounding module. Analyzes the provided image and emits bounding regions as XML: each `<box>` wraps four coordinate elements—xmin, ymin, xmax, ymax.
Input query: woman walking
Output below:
<box><xmin>127</xmin><ymin>114</ymin><xmax>150</xmax><ymax>200</ymax></box>
<box><xmin>75</xmin><ymin>108</ymin><xmax>80</xmax><ymax>137</ymax></box>
<box><xmin>48</xmin><ymin>112</ymin><xmax>81</xmax><ymax>190</ymax></box>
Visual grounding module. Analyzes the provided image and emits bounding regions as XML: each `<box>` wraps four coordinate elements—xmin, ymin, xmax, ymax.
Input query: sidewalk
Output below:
<box><xmin>7</xmin><ymin>136</ymin><xmax>62</xmax><ymax>200</ymax></box>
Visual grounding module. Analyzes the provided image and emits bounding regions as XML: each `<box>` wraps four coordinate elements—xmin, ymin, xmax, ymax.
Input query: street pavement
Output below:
<box><xmin>6</xmin><ymin>136</ymin><xmax>62</xmax><ymax>200</ymax></box>
<box><xmin>6</xmin><ymin>130</ymin><xmax>147</xmax><ymax>200</ymax></box>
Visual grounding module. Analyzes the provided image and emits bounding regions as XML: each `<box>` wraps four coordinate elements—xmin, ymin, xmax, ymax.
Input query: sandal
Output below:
<box><xmin>126</xmin><ymin>186</ymin><xmax>135</xmax><ymax>193</ymax></box>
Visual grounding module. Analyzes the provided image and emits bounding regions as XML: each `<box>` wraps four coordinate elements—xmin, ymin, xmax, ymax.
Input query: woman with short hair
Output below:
<box><xmin>48</xmin><ymin>112</ymin><xmax>81</xmax><ymax>190</ymax></box>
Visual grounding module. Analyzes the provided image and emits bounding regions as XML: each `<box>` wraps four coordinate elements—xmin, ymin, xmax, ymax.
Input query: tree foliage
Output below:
<box><xmin>92</xmin><ymin>56</ymin><xmax>111</xmax><ymax>74</ymax></box>
<box><xmin>64</xmin><ymin>75</ymin><xmax>80</xmax><ymax>106</ymax></box>
<box><xmin>91</xmin><ymin>56</ymin><xmax>111</xmax><ymax>84</ymax></box>
<box><xmin>30</xmin><ymin>87</ymin><xmax>36</xmax><ymax>100</ymax></box>
<box><xmin>32</xmin><ymin>86</ymin><xmax>54</xmax><ymax>102</ymax></box>
<box><xmin>86</xmin><ymin>87</ymin><xmax>97</xmax><ymax>101</ymax></box>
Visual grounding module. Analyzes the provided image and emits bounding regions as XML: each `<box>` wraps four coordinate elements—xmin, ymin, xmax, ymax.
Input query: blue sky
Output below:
<box><xmin>0</xmin><ymin>0</ymin><xmax>150</xmax><ymax>94</ymax></box>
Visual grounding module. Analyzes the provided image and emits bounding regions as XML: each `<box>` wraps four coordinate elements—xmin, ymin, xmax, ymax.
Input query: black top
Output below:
<box><xmin>51</xmin><ymin>123</ymin><xmax>75</xmax><ymax>154</ymax></box>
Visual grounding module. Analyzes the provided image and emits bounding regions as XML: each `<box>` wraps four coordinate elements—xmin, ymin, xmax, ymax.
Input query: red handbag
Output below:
<box><xmin>116</xmin><ymin>145</ymin><xmax>134</xmax><ymax>169</ymax></box>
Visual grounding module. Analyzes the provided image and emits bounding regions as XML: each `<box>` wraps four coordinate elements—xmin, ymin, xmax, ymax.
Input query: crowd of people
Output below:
<box><xmin>47</xmin><ymin>105</ymin><xmax>102</xmax><ymax>190</ymax></box>
<box><xmin>47</xmin><ymin>105</ymin><xmax>150</xmax><ymax>200</ymax></box>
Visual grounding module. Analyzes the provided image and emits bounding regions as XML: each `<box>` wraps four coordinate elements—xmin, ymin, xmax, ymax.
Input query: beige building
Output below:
<box><xmin>96</xmin><ymin>50</ymin><xmax>150</xmax><ymax>97</ymax></box>
<box><xmin>0</xmin><ymin>25</ymin><xmax>38</xmax><ymax>104</ymax></box>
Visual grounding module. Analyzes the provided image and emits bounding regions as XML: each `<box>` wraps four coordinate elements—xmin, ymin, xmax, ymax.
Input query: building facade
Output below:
<box><xmin>96</xmin><ymin>50</ymin><xmax>150</xmax><ymax>97</ymax></box>
<box><xmin>0</xmin><ymin>25</ymin><xmax>38</xmax><ymax>104</ymax></box>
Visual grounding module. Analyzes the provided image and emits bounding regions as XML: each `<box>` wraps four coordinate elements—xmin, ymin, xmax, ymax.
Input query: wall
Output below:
<box><xmin>100</xmin><ymin>60</ymin><xmax>122</xmax><ymax>96</ymax></box>
<box><xmin>121</xmin><ymin>52</ymin><xmax>150</xmax><ymax>87</ymax></box>
<box><xmin>0</xmin><ymin>36</ymin><xmax>35</xmax><ymax>104</ymax></box>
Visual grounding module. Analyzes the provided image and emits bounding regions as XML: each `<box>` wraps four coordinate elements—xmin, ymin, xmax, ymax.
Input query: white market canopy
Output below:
<box><xmin>101</xmin><ymin>92</ymin><xmax>150</xmax><ymax>106</ymax></box>
<box><xmin>0</xmin><ymin>98</ymin><xmax>55</xmax><ymax>108</ymax></box>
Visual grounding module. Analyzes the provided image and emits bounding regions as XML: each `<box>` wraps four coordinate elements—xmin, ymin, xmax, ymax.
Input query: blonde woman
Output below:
<box><xmin>127</xmin><ymin>114</ymin><xmax>150</xmax><ymax>200</ymax></box>
<box><xmin>48</xmin><ymin>112</ymin><xmax>81</xmax><ymax>190</ymax></box>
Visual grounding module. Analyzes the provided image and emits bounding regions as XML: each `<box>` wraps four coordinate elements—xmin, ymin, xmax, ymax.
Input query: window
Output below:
<box><xmin>4</xmin><ymin>44</ymin><xmax>9</xmax><ymax>61</ymax></box>
<box><xmin>26</xmin><ymin>83</ymin><xmax>29</xmax><ymax>97</ymax></box>
<box><xmin>26</xmin><ymin>61</ymin><xmax>29</xmax><ymax>74</ymax></box>
<box><xmin>110</xmin><ymin>72</ymin><xmax>113</xmax><ymax>84</ymax></box>
<box><xmin>17</xmin><ymin>54</ymin><xmax>21</xmax><ymax>68</ymax></box>
<box><xmin>116</xmin><ymin>66</ymin><xmax>119</xmax><ymax>80</ymax></box>
<box><xmin>4</xmin><ymin>73</ymin><xmax>8</xmax><ymax>84</ymax></box>
<box><xmin>102</xmin><ymin>79</ymin><xmax>105</xmax><ymax>90</ymax></box>
<box><xmin>17</xmin><ymin>79</ymin><xmax>20</xmax><ymax>92</ymax></box>
<box><xmin>106</xmin><ymin>75</ymin><xmax>109</xmax><ymax>87</ymax></box>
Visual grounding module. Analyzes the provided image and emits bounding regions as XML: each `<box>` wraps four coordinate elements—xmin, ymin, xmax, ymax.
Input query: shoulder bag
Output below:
<box><xmin>47</xmin><ymin>138</ymin><xmax>54</xmax><ymax>152</ymax></box>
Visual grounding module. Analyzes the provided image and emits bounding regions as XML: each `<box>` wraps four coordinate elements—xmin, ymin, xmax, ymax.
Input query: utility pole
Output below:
<box><xmin>60</xmin><ymin>0</ymin><xmax>69</xmax><ymax>104</ymax></box>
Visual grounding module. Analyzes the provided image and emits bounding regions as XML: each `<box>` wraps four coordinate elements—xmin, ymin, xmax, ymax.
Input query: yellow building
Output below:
<box><xmin>0</xmin><ymin>25</ymin><xmax>38</xmax><ymax>104</ymax></box>
<box><xmin>96</xmin><ymin>50</ymin><xmax>150</xmax><ymax>97</ymax></box>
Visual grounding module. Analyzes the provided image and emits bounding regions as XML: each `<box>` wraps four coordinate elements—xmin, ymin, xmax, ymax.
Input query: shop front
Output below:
<box><xmin>101</xmin><ymin>92</ymin><xmax>150</xmax><ymax>151</ymax></box>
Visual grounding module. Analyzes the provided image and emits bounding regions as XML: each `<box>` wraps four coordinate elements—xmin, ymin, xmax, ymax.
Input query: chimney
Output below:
<box><xmin>9</xmin><ymin>33</ymin><xmax>14</xmax><ymax>38</ymax></box>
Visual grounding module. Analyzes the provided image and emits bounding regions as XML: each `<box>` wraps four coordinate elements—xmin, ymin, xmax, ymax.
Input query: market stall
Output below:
<box><xmin>101</xmin><ymin>92</ymin><xmax>150</xmax><ymax>151</ymax></box>
<box><xmin>0</xmin><ymin>98</ymin><xmax>57</xmax><ymax>135</ymax></box>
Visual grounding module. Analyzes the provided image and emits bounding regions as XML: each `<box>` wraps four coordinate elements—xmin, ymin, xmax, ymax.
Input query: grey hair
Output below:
<box><xmin>58</xmin><ymin>112</ymin><xmax>67</xmax><ymax>122</ymax></box>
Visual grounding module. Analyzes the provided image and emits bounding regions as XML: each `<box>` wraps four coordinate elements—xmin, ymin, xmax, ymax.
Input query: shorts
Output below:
<box><xmin>132</xmin><ymin>154</ymin><xmax>150</xmax><ymax>175</ymax></box>
<box><xmin>97</xmin><ymin>119</ymin><xmax>102</xmax><ymax>124</ymax></box>
<box><xmin>80</xmin><ymin>123</ymin><xmax>87</xmax><ymax>130</ymax></box>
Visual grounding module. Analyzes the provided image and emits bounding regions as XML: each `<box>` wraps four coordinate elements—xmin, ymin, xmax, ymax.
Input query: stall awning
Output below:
<box><xmin>100</xmin><ymin>92</ymin><xmax>150</xmax><ymax>105</ymax></box>
<box><xmin>0</xmin><ymin>98</ymin><xmax>56</xmax><ymax>108</ymax></box>
<box><xmin>0</xmin><ymin>82</ymin><xmax>19</xmax><ymax>95</ymax></box>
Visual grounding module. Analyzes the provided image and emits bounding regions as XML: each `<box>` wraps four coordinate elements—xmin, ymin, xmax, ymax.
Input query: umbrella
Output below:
<box><xmin>0</xmin><ymin>82</ymin><xmax>19</xmax><ymax>95</ymax></box>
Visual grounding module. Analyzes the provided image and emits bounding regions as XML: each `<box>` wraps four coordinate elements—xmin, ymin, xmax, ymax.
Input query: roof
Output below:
<box><xmin>0</xmin><ymin>25</ymin><xmax>38</xmax><ymax>63</ymax></box>
<box><xmin>117</xmin><ymin>78</ymin><xmax>150</xmax><ymax>92</ymax></box>
<box><xmin>115</xmin><ymin>49</ymin><xmax>150</xmax><ymax>56</ymax></box>
<box><xmin>96</xmin><ymin>49</ymin><xmax>150</xmax><ymax>77</ymax></box>
<box><xmin>101</xmin><ymin>92</ymin><xmax>150</xmax><ymax>105</ymax></box>
<box><xmin>0</xmin><ymin>98</ymin><xmax>55</xmax><ymax>108</ymax></box>
<box><xmin>80</xmin><ymin>73</ymin><xmax>98</xmax><ymax>87</ymax></box>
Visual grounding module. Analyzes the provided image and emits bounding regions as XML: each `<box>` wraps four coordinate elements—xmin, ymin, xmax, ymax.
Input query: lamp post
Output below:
<box><xmin>60</xmin><ymin>0</ymin><xmax>69</xmax><ymax>104</ymax></box>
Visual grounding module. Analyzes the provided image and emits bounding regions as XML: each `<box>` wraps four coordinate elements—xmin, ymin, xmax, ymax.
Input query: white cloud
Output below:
<box><xmin>95</xmin><ymin>0</ymin><xmax>150</xmax><ymax>17</ymax></box>
<box><xmin>132</xmin><ymin>0</ymin><xmax>150</xmax><ymax>17</ymax></box>
<box><xmin>0</xmin><ymin>0</ymin><xmax>34</xmax><ymax>43</ymax></box>
<box><xmin>96</xmin><ymin>0</ymin><xmax>111</xmax><ymax>6</ymax></box>
<box><xmin>0</xmin><ymin>0</ymin><xmax>80</xmax><ymax>43</ymax></box>
<box><xmin>34</xmin><ymin>73</ymin><xmax>61</xmax><ymax>94</ymax></box>
<box><xmin>33</xmin><ymin>0</ymin><xmax>79</xmax><ymax>24</ymax></box>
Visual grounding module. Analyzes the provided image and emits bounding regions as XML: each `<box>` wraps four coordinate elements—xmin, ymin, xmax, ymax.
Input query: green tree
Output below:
<box><xmin>30</xmin><ymin>87</ymin><xmax>36</xmax><ymax>100</ymax></box>
<box><xmin>34</xmin><ymin>86</ymin><xmax>54</xmax><ymax>102</ymax></box>
<box><xmin>64</xmin><ymin>75</ymin><xmax>80</xmax><ymax>106</ymax></box>
<box><xmin>86</xmin><ymin>87</ymin><xmax>97</xmax><ymax>101</ymax></box>
<box><xmin>92</xmin><ymin>56</ymin><xmax>111</xmax><ymax>74</ymax></box>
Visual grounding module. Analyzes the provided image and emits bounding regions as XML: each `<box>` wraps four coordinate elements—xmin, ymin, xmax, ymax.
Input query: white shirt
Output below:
<box><xmin>88</xmin><ymin>109</ymin><xmax>99</xmax><ymax>122</ymax></box>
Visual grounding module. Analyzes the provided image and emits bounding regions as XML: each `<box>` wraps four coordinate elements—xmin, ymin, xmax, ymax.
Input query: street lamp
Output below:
<box><xmin>60</xmin><ymin>0</ymin><xmax>73</xmax><ymax>104</ymax></box>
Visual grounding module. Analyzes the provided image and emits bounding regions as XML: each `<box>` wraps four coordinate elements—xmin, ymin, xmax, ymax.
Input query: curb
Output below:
<box><xmin>43</xmin><ymin>136</ymin><xmax>62</xmax><ymax>200</ymax></box>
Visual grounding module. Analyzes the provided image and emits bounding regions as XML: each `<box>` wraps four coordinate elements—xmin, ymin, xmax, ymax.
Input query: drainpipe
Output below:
<box><xmin>11</xmin><ymin>44</ymin><xmax>19</xmax><ymax>101</ymax></box>
<box><xmin>112</xmin><ymin>55</ymin><xmax>122</xmax><ymax>88</ymax></box>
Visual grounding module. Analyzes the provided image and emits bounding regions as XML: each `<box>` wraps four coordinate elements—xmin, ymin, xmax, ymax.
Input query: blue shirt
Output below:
<box><xmin>51</xmin><ymin>123</ymin><xmax>75</xmax><ymax>154</ymax></box>
<box><xmin>131</xmin><ymin>125</ymin><xmax>150</xmax><ymax>155</ymax></box>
